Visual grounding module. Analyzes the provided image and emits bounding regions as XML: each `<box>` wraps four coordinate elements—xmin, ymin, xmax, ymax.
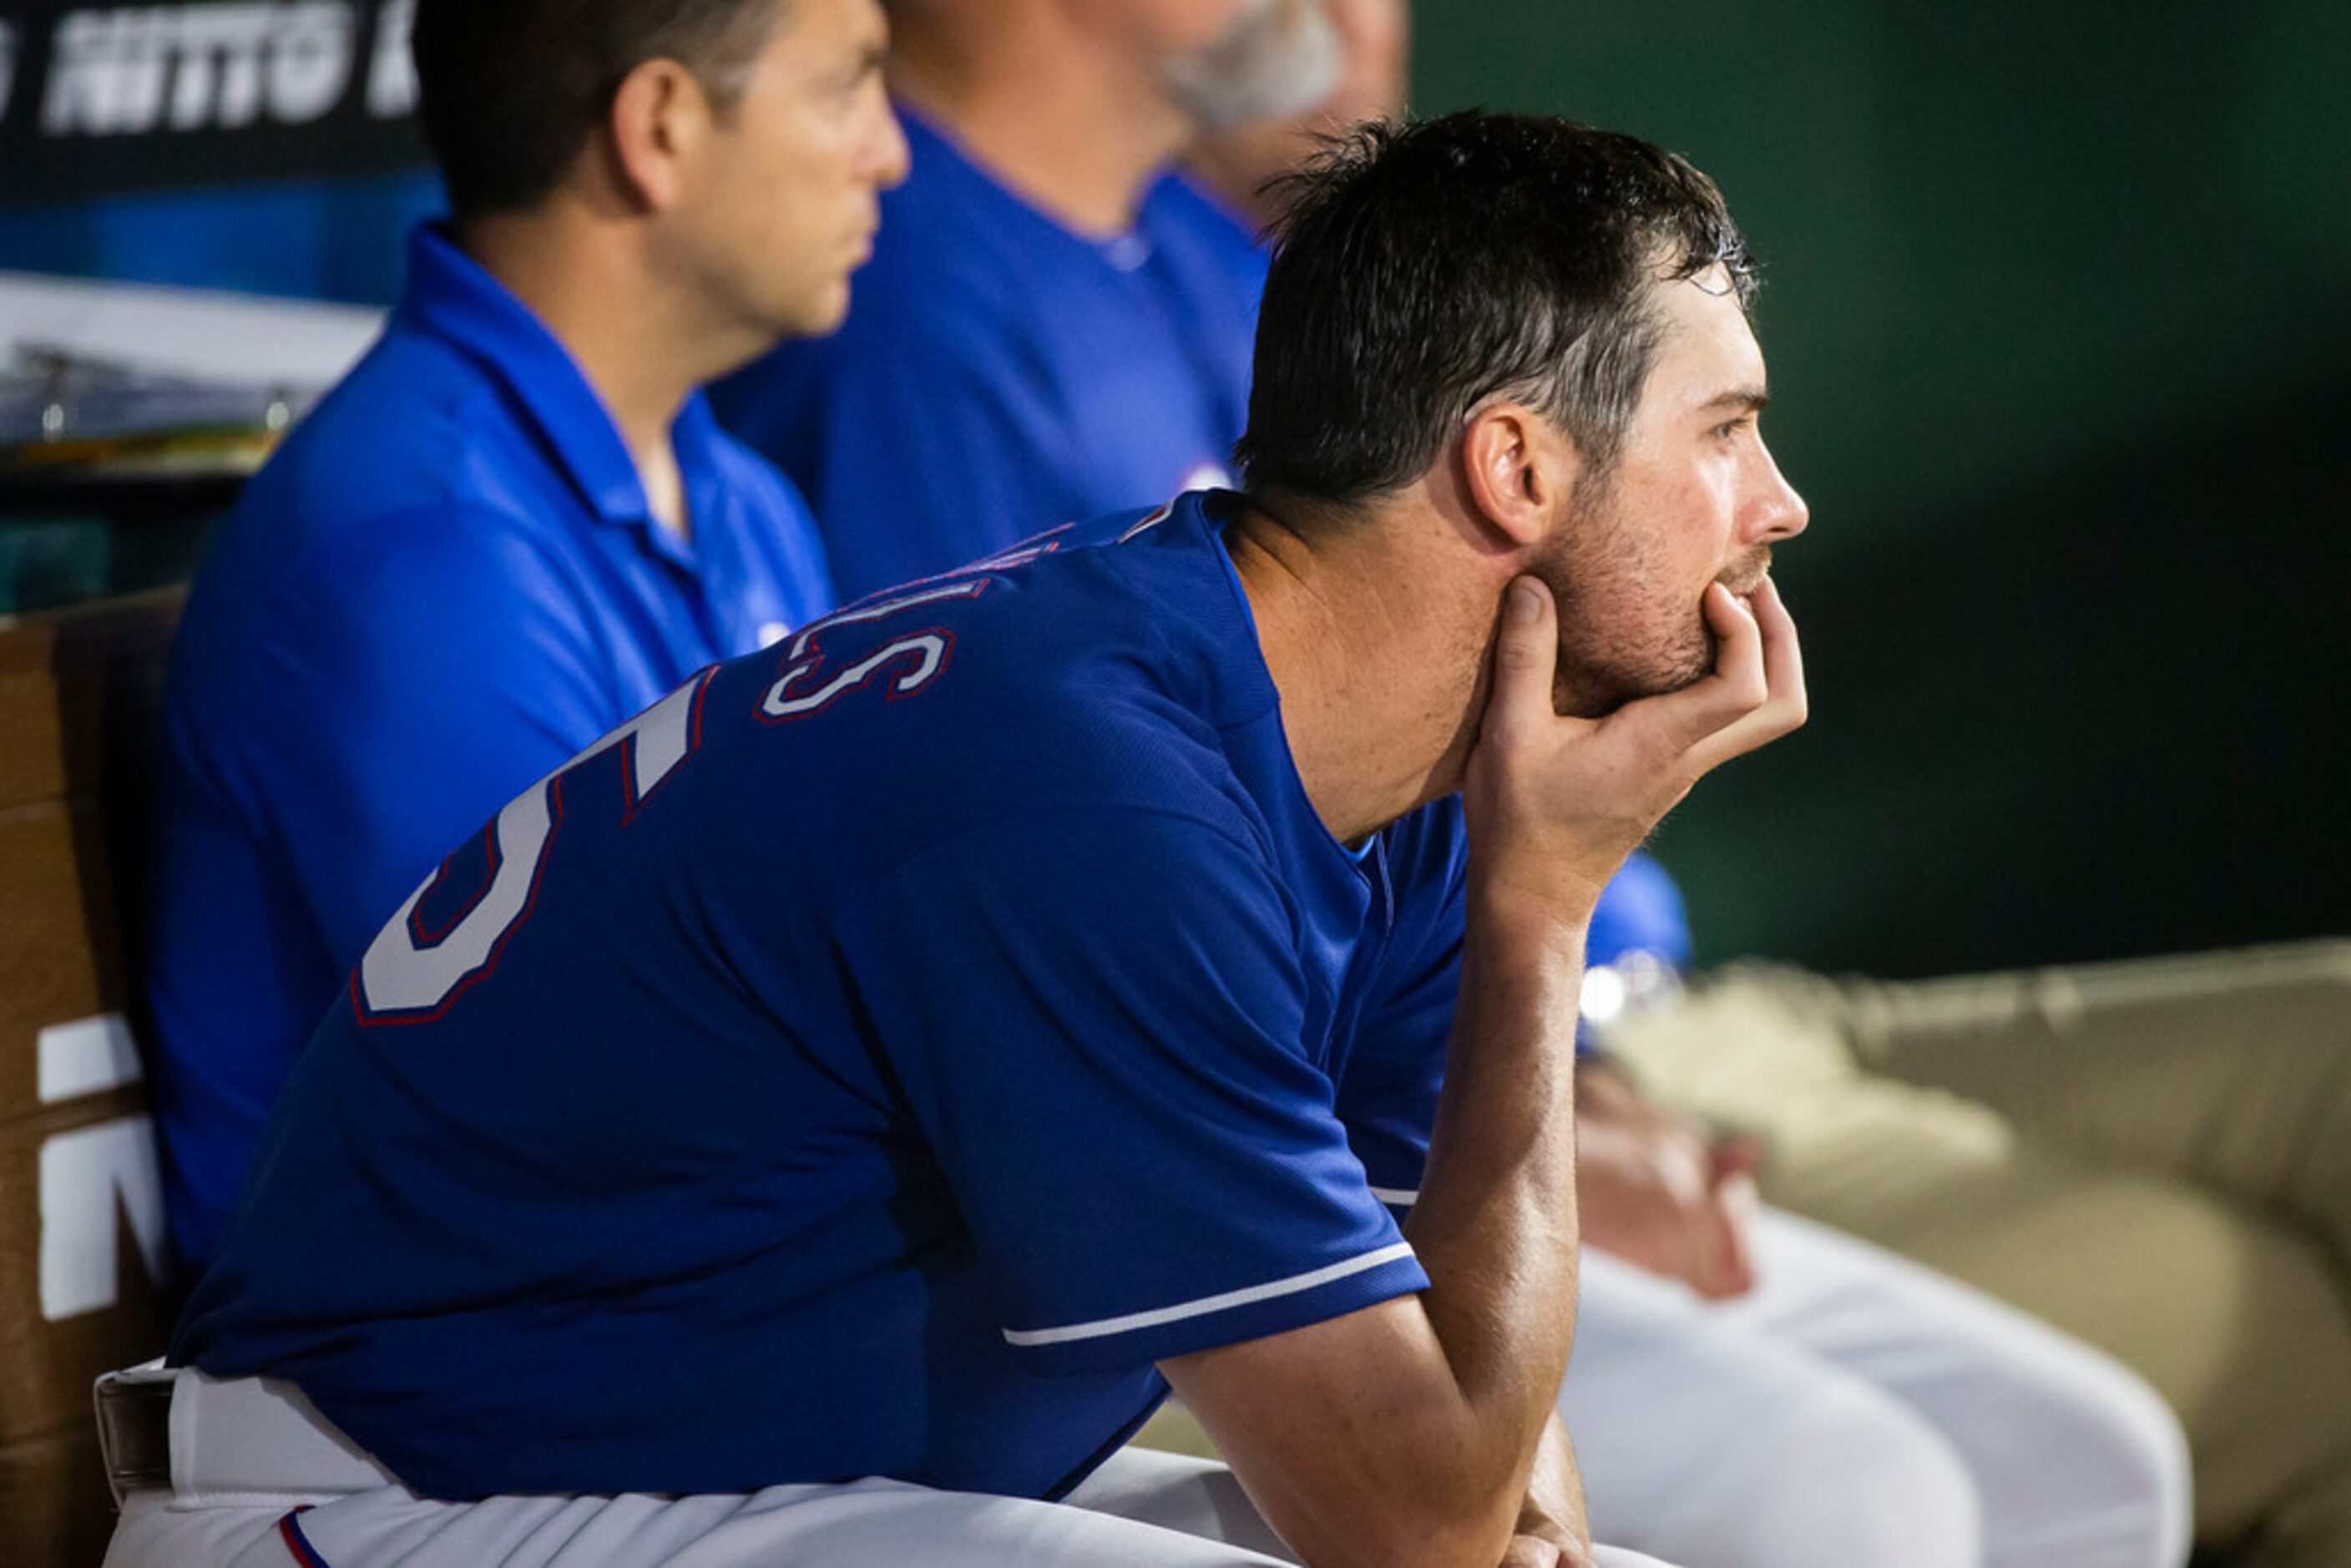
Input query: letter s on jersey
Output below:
<box><xmin>758</xmin><ymin>579</ymin><xmax>984</xmax><ymax>722</ymax></box>
<box><xmin>353</xmin><ymin>579</ymin><xmax>988</xmax><ymax>1022</ymax></box>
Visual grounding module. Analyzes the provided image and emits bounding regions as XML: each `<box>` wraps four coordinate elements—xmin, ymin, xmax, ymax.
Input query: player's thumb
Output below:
<box><xmin>1485</xmin><ymin>576</ymin><xmax>1559</xmax><ymax>735</ymax></box>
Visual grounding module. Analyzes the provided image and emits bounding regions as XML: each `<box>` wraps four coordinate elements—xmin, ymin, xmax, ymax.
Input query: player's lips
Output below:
<box><xmin>1719</xmin><ymin>554</ymin><xmax>1773</xmax><ymax>599</ymax></box>
<box><xmin>1720</xmin><ymin>570</ymin><xmax>1768</xmax><ymax>600</ymax></box>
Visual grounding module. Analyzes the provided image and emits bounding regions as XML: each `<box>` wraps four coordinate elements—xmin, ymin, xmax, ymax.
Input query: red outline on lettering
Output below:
<box><xmin>1116</xmin><ymin>501</ymin><xmax>1174</xmax><ymax>542</ymax></box>
<box><xmin>621</xmin><ymin>666</ymin><xmax>716</xmax><ymax>827</ymax></box>
<box><xmin>346</xmin><ymin>667</ymin><xmax>718</xmax><ymax>1028</ymax></box>
<box><xmin>885</xmin><ymin>625</ymin><xmax>960</xmax><ymax>701</ymax></box>
<box><xmin>833</xmin><ymin>529</ymin><xmax>1066</xmax><ymax>610</ymax></box>
<box><xmin>779</xmin><ymin>578</ymin><xmax>988</xmax><ymax>670</ymax></box>
<box><xmin>757</xmin><ymin>628</ymin><xmax>958</xmax><ymax>726</ymax></box>
<box><xmin>351</xmin><ymin>774</ymin><xmax>568</xmax><ymax>1029</ymax></box>
<box><xmin>406</xmin><ymin>822</ymin><xmax>503</xmax><ymax>947</ymax></box>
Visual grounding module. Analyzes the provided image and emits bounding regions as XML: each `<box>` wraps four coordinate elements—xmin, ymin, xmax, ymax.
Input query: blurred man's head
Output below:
<box><xmin>414</xmin><ymin>0</ymin><xmax>906</xmax><ymax>338</ymax></box>
<box><xmin>1159</xmin><ymin>0</ymin><xmax>1345</xmax><ymax>132</ymax></box>
<box><xmin>885</xmin><ymin>0</ymin><xmax>1339</xmax><ymax>134</ymax></box>
<box><xmin>1238</xmin><ymin>114</ymin><xmax>1807</xmax><ymax>716</ymax></box>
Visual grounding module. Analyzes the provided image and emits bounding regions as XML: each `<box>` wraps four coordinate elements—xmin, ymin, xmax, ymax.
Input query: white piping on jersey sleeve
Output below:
<box><xmin>1002</xmin><ymin>1242</ymin><xmax>1418</xmax><ymax>1348</ymax></box>
<box><xmin>1368</xmin><ymin>1186</ymin><xmax>1420</xmax><ymax>1207</ymax></box>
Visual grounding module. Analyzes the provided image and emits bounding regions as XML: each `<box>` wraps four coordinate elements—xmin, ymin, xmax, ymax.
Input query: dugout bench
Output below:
<box><xmin>0</xmin><ymin>590</ymin><xmax>184</xmax><ymax>1566</ymax></box>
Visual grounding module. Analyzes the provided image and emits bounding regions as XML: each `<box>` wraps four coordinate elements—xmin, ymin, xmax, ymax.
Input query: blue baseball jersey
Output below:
<box><xmin>145</xmin><ymin>224</ymin><xmax>836</xmax><ymax>1273</ymax></box>
<box><xmin>710</xmin><ymin>110</ymin><xmax>1262</xmax><ymax>601</ymax></box>
<box><xmin>175</xmin><ymin>491</ymin><xmax>1455</xmax><ymax>1504</ymax></box>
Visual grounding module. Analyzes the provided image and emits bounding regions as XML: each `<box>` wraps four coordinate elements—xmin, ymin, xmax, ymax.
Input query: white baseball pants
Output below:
<box><xmin>1568</xmin><ymin>1208</ymin><xmax>2191</xmax><ymax>1568</ymax></box>
<box><xmin>98</xmin><ymin>1368</ymin><xmax>1676</xmax><ymax>1567</ymax></box>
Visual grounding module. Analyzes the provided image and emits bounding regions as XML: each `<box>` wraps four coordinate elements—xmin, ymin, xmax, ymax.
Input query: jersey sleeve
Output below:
<box><xmin>1332</xmin><ymin>803</ymin><xmax>1470</xmax><ymax>1211</ymax></box>
<box><xmin>268</xmin><ymin>503</ymin><xmax>622</xmax><ymax>971</ymax></box>
<box><xmin>831</xmin><ymin>805</ymin><xmax>1428</xmax><ymax>1375</ymax></box>
<box><xmin>1337</xmin><ymin>819</ymin><xmax>1675</xmax><ymax>1215</ymax></box>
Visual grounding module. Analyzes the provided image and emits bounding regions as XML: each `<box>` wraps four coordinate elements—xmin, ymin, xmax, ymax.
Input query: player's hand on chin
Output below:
<box><xmin>1463</xmin><ymin>573</ymin><xmax>1806</xmax><ymax>919</ymax></box>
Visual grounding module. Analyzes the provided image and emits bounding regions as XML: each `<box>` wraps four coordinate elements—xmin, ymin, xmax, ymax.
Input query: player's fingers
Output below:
<box><xmin>1702</xmin><ymin>579</ymin><xmax>1769</xmax><ymax>709</ymax></box>
<box><xmin>1709</xmin><ymin>1131</ymin><xmax>1769</xmax><ymax>1181</ymax></box>
<box><xmin>1482</xmin><ymin>576</ymin><xmax>1560</xmax><ymax>742</ymax></box>
<box><xmin>1615</xmin><ymin>585</ymin><xmax>1768</xmax><ymax>758</ymax></box>
<box><xmin>1699</xmin><ymin>1171</ymin><xmax>1761</xmax><ymax>1299</ymax></box>
<box><xmin>1747</xmin><ymin>574</ymin><xmax>1807</xmax><ymax>730</ymax></box>
<box><xmin>1679</xmin><ymin>578</ymin><xmax>1810</xmax><ymax>775</ymax></box>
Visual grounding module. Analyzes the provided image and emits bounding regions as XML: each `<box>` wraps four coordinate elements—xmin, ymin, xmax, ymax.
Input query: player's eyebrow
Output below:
<box><xmin>1696</xmin><ymin>386</ymin><xmax>1770</xmax><ymax>416</ymax></box>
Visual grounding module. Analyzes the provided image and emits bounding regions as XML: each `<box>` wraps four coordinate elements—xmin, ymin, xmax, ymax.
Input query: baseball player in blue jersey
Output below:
<box><xmin>103</xmin><ymin>114</ymin><xmax>1809</xmax><ymax>1566</ymax></box>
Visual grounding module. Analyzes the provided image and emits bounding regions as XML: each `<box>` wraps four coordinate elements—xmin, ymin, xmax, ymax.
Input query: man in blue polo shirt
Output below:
<box><xmin>143</xmin><ymin>0</ymin><xmax>908</xmax><ymax>1272</ymax></box>
<box><xmin>107</xmin><ymin>112</ymin><xmax>1814</xmax><ymax>1568</ymax></box>
<box><xmin>708</xmin><ymin>0</ymin><xmax>1336</xmax><ymax>599</ymax></box>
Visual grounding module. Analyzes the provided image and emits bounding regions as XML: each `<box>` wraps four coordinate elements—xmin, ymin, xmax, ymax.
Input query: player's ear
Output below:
<box><xmin>1459</xmin><ymin>402</ymin><xmax>1580</xmax><ymax>550</ymax></box>
<box><xmin>604</xmin><ymin>58</ymin><xmax>712</xmax><ymax>213</ymax></box>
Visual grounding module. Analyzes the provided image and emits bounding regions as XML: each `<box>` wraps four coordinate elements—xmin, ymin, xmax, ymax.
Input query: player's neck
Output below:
<box><xmin>458</xmin><ymin>206</ymin><xmax>760</xmax><ymax>539</ymax></box>
<box><xmin>888</xmin><ymin>13</ymin><xmax>1194</xmax><ymax>236</ymax></box>
<box><xmin>1228</xmin><ymin>492</ymin><xmax>1491</xmax><ymax>847</ymax></box>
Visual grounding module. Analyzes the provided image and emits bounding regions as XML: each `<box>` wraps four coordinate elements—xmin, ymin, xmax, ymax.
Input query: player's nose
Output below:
<box><xmin>1748</xmin><ymin>439</ymin><xmax>1808</xmax><ymax>544</ymax></box>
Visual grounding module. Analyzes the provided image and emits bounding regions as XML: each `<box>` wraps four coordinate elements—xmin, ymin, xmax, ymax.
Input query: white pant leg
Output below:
<box><xmin>1072</xmin><ymin>1446</ymin><xmax>1686</xmax><ymax>1568</ymax></box>
<box><xmin>106</xmin><ymin>1471</ymin><xmax>1307</xmax><ymax>1567</ymax></box>
<box><xmin>1568</xmin><ymin>1240</ymin><xmax>1983</xmax><ymax>1568</ymax></box>
<box><xmin>98</xmin><ymin>1373</ymin><xmax>1299</xmax><ymax>1568</ymax></box>
<box><xmin>104</xmin><ymin>1373</ymin><xmax>1679</xmax><ymax>1567</ymax></box>
<box><xmin>1064</xmin><ymin>1444</ymin><xmax>1300</xmax><ymax>1560</ymax></box>
<box><xmin>1712</xmin><ymin>1208</ymin><xmax>2192</xmax><ymax>1568</ymax></box>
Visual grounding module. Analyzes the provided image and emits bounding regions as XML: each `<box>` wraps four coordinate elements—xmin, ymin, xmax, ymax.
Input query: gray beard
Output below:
<box><xmin>1162</xmin><ymin>0</ymin><xmax>1345</xmax><ymax>132</ymax></box>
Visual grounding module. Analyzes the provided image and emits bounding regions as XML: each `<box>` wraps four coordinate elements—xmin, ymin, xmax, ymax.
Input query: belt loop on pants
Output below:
<box><xmin>94</xmin><ymin>1360</ymin><xmax>177</xmax><ymax>1504</ymax></box>
<box><xmin>92</xmin><ymin>1362</ymin><xmax>405</xmax><ymax>1505</ymax></box>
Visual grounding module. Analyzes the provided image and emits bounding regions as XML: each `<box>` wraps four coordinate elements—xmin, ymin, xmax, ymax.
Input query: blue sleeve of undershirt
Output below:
<box><xmin>1334</xmin><ymin>832</ymin><xmax>1696</xmax><ymax>1211</ymax></box>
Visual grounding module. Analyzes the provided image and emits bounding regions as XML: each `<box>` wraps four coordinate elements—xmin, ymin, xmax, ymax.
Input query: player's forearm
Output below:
<box><xmin>1395</xmin><ymin>880</ymin><xmax>1590</xmax><ymax>1534</ymax></box>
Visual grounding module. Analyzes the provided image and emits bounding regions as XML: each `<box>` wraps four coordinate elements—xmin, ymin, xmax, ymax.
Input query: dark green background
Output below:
<box><xmin>1413</xmin><ymin>1</ymin><xmax>2351</xmax><ymax>975</ymax></box>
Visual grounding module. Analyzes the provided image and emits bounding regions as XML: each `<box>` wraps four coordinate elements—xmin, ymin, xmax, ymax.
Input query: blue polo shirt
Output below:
<box><xmin>145</xmin><ymin>225</ymin><xmax>834</xmax><ymax>1272</ymax></box>
<box><xmin>176</xmin><ymin>492</ymin><xmax>1443</xmax><ymax>1503</ymax></box>
<box><xmin>710</xmin><ymin>110</ymin><xmax>1262</xmax><ymax>599</ymax></box>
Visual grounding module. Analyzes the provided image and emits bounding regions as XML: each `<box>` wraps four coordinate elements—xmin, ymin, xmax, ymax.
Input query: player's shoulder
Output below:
<box><xmin>701</xmin><ymin>499</ymin><xmax>1277</xmax><ymax>854</ymax></box>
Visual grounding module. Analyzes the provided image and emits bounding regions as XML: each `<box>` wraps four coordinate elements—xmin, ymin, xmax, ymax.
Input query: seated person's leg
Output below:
<box><xmin>1567</xmin><ymin>1245</ymin><xmax>1980</xmax><ymax>1568</ymax></box>
<box><xmin>105</xmin><ymin>1408</ymin><xmax>1302</xmax><ymax>1568</ymax></box>
<box><xmin>1714</xmin><ymin>1207</ymin><xmax>2190</xmax><ymax>1568</ymax></box>
<box><xmin>1606</xmin><ymin>961</ymin><xmax>2351</xmax><ymax>1560</ymax></box>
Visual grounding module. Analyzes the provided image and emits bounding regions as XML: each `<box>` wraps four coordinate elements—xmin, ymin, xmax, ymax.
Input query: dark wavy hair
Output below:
<box><xmin>1235</xmin><ymin>111</ymin><xmax>1757</xmax><ymax>506</ymax></box>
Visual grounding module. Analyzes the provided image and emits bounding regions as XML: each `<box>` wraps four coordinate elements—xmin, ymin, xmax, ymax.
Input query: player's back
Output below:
<box><xmin>172</xmin><ymin>493</ymin><xmax>1343</xmax><ymax>1504</ymax></box>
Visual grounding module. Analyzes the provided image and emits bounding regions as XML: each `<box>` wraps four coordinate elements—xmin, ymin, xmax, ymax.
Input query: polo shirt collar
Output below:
<box><xmin>394</xmin><ymin>223</ymin><xmax>694</xmax><ymax>559</ymax></box>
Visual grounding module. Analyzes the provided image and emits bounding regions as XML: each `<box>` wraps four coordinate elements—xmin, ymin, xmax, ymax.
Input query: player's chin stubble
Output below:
<box><xmin>1547</xmin><ymin>552</ymin><xmax>1772</xmax><ymax>720</ymax></box>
